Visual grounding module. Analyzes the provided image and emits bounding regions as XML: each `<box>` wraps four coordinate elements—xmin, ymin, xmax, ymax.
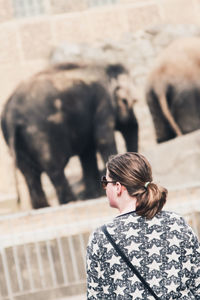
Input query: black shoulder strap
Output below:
<box><xmin>101</xmin><ymin>225</ymin><xmax>160</xmax><ymax>300</ymax></box>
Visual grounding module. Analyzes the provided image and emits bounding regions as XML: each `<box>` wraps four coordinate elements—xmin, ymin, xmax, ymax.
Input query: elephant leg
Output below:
<box><xmin>14</xmin><ymin>134</ymin><xmax>49</xmax><ymax>209</ymax></box>
<box><xmin>94</xmin><ymin>117</ymin><xmax>117</xmax><ymax>165</ymax></box>
<box><xmin>174</xmin><ymin>89</ymin><xmax>200</xmax><ymax>133</ymax></box>
<box><xmin>18</xmin><ymin>164</ymin><xmax>49</xmax><ymax>209</ymax></box>
<box><xmin>119</xmin><ymin>121</ymin><xmax>138</xmax><ymax>152</ymax></box>
<box><xmin>47</xmin><ymin>169</ymin><xmax>76</xmax><ymax>204</ymax></box>
<box><xmin>147</xmin><ymin>89</ymin><xmax>176</xmax><ymax>143</ymax></box>
<box><xmin>79</xmin><ymin>145</ymin><xmax>102</xmax><ymax>199</ymax></box>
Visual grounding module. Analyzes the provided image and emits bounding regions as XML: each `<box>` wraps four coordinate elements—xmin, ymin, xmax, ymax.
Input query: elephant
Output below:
<box><xmin>146</xmin><ymin>37</ymin><xmax>200</xmax><ymax>143</ymax></box>
<box><xmin>1</xmin><ymin>62</ymin><xmax>138</xmax><ymax>209</ymax></box>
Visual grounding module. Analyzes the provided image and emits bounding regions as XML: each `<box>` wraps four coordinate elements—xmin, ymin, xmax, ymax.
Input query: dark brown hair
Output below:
<box><xmin>106</xmin><ymin>152</ymin><xmax>167</xmax><ymax>219</ymax></box>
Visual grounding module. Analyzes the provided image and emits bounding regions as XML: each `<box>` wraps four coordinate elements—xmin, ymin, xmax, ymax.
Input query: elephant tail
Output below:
<box><xmin>1</xmin><ymin>104</ymin><xmax>21</xmax><ymax>206</ymax></box>
<box><xmin>8</xmin><ymin>132</ymin><xmax>21</xmax><ymax>206</ymax></box>
<box><xmin>159</xmin><ymin>93</ymin><xmax>182</xmax><ymax>136</ymax></box>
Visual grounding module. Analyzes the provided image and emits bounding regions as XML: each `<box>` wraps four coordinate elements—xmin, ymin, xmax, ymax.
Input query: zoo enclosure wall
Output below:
<box><xmin>1</xmin><ymin>0</ymin><xmax>200</xmax><ymax>102</ymax></box>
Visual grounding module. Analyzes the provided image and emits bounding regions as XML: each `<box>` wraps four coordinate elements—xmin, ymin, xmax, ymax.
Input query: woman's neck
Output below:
<box><xmin>118</xmin><ymin>198</ymin><xmax>136</xmax><ymax>215</ymax></box>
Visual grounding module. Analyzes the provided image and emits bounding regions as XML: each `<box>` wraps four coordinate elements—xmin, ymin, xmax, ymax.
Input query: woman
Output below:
<box><xmin>86</xmin><ymin>152</ymin><xmax>200</xmax><ymax>299</ymax></box>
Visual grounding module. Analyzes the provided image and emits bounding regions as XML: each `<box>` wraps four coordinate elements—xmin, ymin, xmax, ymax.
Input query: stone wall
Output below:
<box><xmin>1</xmin><ymin>0</ymin><xmax>200</xmax><ymax>100</ymax></box>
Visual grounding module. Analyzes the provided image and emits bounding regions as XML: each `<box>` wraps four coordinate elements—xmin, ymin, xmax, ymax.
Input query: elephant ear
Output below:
<box><xmin>105</xmin><ymin>64</ymin><xmax>128</xmax><ymax>80</ymax></box>
<box><xmin>105</xmin><ymin>63</ymin><xmax>128</xmax><ymax>96</ymax></box>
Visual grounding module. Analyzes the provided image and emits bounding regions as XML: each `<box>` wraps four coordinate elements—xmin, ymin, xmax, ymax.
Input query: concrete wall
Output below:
<box><xmin>1</xmin><ymin>0</ymin><xmax>200</xmax><ymax>101</ymax></box>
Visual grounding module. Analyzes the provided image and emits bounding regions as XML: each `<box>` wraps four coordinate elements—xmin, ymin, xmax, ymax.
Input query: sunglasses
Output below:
<box><xmin>101</xmin><ymin>175</ymin><xmax>116</xmax><ymax>189</ymax></box>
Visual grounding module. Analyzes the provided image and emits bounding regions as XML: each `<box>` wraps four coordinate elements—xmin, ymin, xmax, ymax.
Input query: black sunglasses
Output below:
<box><xmin>101</xmin><ymin>175</ymin><xmax>116</xmax><ymax>189</ymax></box>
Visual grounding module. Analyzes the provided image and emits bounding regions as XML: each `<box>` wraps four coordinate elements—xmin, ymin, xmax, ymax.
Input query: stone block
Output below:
<box><xmin>160</xmin><ymin>0</ymin><xmax>198</xmax><ymax>24</ymax></box>
<box><xmin>53</xmin><ymin>5</ymin><xmax>130</xmax><ymax>45</ymax></box>
<box><xmin>0</xmin><ymin>0</ymin><xmax>13</xmax><ymax>22</ymax></box>
<box><xmin>126</xmin><ymin>4</ymin><xmax>161</xmax><ymax>33</ymax></box>
<box><xmin>19</xmin><ymin>19</ymin><xmax>53</xmax><ymax>60</ymax></box>
<box><xmin>50</xmin><ymin>0</ymin><xmax>88</xmax><ymax>14</ymax></box>
<box><xmin>193</xmin><ymin>0</ymin><xmax>200</xmax><ymax>25</ymax></box>
<box><xmin>53</xmin><ymin>13</ymin><xmax>92</xmax><ymax>44</ymax></box>
<box><xmin>86</xmin><ymin>7</ymin><xmax>129</xmax><ymax>42</ymax></box>
<box><xmin>0</xmin><ymin>25</ymin><xmax>20</xmax><ymax>64</ymax></box>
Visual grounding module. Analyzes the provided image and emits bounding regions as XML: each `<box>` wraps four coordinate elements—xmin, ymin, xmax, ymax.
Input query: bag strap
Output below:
<box><xmin>101</xmin><ymin>225</ymin><xmax>160</xmax><ymax>300</ymax></box>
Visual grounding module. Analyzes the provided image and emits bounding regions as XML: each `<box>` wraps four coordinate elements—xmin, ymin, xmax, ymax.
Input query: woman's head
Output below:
<box><xmin>106</xmin><ymin>152</ymin><xmax>167</xmax><ymax>219</ymax></box>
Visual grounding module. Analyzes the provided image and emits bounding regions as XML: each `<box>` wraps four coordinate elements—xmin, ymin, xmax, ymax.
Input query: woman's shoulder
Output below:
<box><xmin>157</xmin><ymin>210</ymin><xmax>198</xmax><ymax>237</ymax></box>
<box><xmin>151</xmin><ymin>210</ymin><xmax>189</xmax><ymax>229</ymax></box>
<box><xmin>158</xmin><ymin>210</ymin><xmax>188</xmax><ymax>224</ymax></box>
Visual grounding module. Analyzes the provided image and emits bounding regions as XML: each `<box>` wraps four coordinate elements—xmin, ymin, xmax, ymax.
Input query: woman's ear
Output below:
<box><xmin>116</xmin><ymin>182</ymin><xmax>123</xmax><ymax>196</ymax></box>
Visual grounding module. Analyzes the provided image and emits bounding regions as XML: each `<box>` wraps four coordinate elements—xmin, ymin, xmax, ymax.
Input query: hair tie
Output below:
<box><xmin>144</xmin><ymin>181</ymin><xmax>150</xmax><ymax>188</ymax></box>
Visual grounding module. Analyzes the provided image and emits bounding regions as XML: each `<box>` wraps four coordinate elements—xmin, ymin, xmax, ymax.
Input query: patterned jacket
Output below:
<box><xmin>86</xmin><ymin>210</ymin><xmax>200</xmax><ymax>299</ymax></box>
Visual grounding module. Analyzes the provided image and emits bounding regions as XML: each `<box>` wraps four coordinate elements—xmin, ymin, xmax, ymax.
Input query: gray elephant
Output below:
<box><xmin>1</xmin><ymin>62</ymin><xmax>138</xmax><ymax>209</ymax></box>
<box><xmin>146</xmin><ymin>37</ymin><xmax>200</xmax><ymax>143</ymax></box>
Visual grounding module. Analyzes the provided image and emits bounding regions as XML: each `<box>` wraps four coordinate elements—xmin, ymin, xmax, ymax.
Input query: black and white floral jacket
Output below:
<box><xmin>86</xmin><ymin>210</ymin><xmax>200</xmax><ymax>299</ymax></box>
